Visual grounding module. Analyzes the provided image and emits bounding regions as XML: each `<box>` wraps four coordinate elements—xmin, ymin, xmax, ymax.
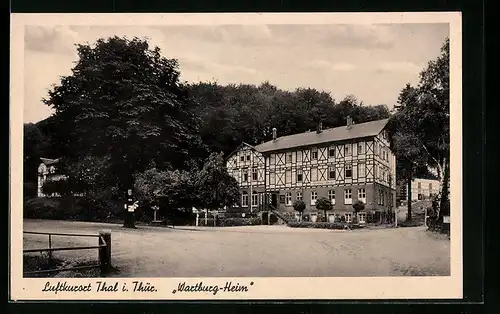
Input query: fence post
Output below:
<box><xmin>48</xmin><ymin>234</ymin><xmax>53</xmax><ymax>266</ymax></box>
<box><xmin>99</xmin><ymin>231</ymin><xmax>112</xmax><ymax>275</ymax></box>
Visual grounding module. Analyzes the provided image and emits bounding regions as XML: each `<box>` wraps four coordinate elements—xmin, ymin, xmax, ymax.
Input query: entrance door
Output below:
<box><xmin>261</xmin><ymin>212</ymin><xmax>269</xmax><ymax>225</ymax></box>
<box><xmin>271</xmin><ymin>193</ymin><xmax>278</xmax><ymax>209</ymax></box>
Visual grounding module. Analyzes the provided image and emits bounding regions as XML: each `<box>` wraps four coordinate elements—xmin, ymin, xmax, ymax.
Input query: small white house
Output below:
<box><xmin>37</xmin><ymin>158</ymin><xmax>67</xmax><ymax>197</ymax></box>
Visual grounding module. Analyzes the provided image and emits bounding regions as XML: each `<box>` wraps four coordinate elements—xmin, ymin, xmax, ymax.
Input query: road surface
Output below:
<box><xmin>23</xmin><ymin>219</ymin><xmax>450</xmax><ymax>277</ymax></box>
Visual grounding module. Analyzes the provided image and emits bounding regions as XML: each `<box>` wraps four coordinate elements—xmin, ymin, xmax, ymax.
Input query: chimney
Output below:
<box><xmin>346</xmin><ymin>116</ymin><xmax>353</xmax><ymax>129</ymax></box>
<box><xmin>316</xmin><ymin>121</ymin><xmax>323</xmax><ymax>134</ymax></box>
<box><xmin>272</xmin><ymin>128</ymin><xmax>277</xmax><ymax>141</ymax></box>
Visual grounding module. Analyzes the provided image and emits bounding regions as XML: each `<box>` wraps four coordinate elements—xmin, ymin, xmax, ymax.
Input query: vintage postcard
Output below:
<box><xmin>10</xmin><ymin>12</ymin><xmax>462</xmax><ymax>301</ymax></box>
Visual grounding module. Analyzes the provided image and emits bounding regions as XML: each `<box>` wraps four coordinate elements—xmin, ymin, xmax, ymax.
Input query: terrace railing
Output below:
<box><xmin>23</xmin><ymin>231</ymin><xmax>111</xmax><ymax>277</ymax></box>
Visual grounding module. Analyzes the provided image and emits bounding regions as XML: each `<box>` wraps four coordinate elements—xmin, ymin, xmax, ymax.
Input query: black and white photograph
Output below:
<box><xmin>10</xmin><ymin>13</ymin><xmax>462</xmax><ymax>300</ymax></box>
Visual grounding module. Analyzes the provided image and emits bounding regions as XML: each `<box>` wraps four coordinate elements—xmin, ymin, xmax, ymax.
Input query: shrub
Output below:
<box><xmin>287</xmin><ymin>221</ymin><xmax>363</xmax><ymax>230</ymax></box>
<box><xmin>315</xmin><ymin>197</ymin><xmax>333</xmax><ymax>222</ymax></box>
<box><xmin>352</xmin><ymin>200</ymin><xmax>365</xmax><ymax>224</ymax></box>
<box><xmin>219</xmin><ymin>217</ymin><xmax>261</xmax><ymax>227</ymax></box>
<box><xmin>196</xmin><ymin>217</ymin><xmax>262</xmax><ymax>227</ymax></box>
<box><xmin>293</xmin><ymin>200</ymin><xmax>306</xmax><ymax>221</ymax></box>
<box><xmin>398</xmin><ymin>220</ymin><xmax>423</xmax><ymax>227</ymax></box>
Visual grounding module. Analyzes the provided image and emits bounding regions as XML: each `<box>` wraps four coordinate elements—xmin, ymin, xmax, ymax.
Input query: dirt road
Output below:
<box><xmin>23</xmin><ymin>219</ymin><xmax>450</xmax><ymax>277</ymax></box>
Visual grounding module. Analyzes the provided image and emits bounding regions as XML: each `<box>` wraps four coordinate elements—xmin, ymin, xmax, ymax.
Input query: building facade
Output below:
<box><xmin>37</xmin><ymin>158</ymin><xmax>66</xmax><ymax>197</ymax></box>
<box><xmin>396</xmin><ymin>177</ymin><xmax>441</xmax><ymax>204</ymax></box>
<box><xmin>226</xmin><ymin>118</ymin><xmax>397</xmax><ymax>223</ymax></box>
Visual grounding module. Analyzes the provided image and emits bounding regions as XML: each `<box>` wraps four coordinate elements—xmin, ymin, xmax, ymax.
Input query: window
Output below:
<box><xmin>285</xmin><ymin>192</ymin><xmax>292</xmax><ymax>206</ymax></box>
<box><xmin>328</xmin><ymin>190</ymin><xmax>335</xmax><ymax>205</ymax></box>
<box><xmin>358</xmin><ymin>188</ymin><xmax>366</xmax><ymax>203</ymax></box>
<box><xmin>329</xmin><ymin>147</ymin><xmax>335</xmax><ymax>157</ymax></box>
<box><xmin>378</xmin><ymin>189</ymin><xmax>385</xmax><ymax>205</ymax></box>
<box><xmin>344</xmin><ymin>144</ymin><xmax>352</xmax><ymax>156</ymax></box>
<box><xmin>246</xmin><ymin>154</ymin><xmax>251</xmax><ymax>161</ymax></box>
<box><xmin>296</xmin><ymin>191</ymin><xmax>303</xmax><ymax>201</ymax></box>
<box><xmin>358</xmin><ymin>163</ymin><xmax>365</xmax><ymax>178</ymax></box>
<box><xmin>252</xmin><ymin>192</ymin><xmax>258</xmax><ymax>206</ymax></box>
<box><xmin>243</xmin><ymin>170</ymin><xmax>248</xmax><ymax>182</ymax></box>
<box><xmin>345</xmin><ymin>164</ymin><xmax>352</xmax><ymax>178</ymax></box>
<box><xmin>297</xmin><ymin>151</ymin><xmax>302</xmax><ymax>162</ymax></box>
<box><xmin>311</xmin><ymin>167</ymin><xmax>318</xmax><ymax>181</ymax></box>
<box><xmin>344</xmin><ymin>189</ymin><xmax>352</xmax><ymax>205</ymax></box>
<box><xmin>358</xmin><ymin>142</ymin><xmax>364</xmax><ymax>154</ymax></box>
<box><xmin>311</xmin><ymin>148</ymin><xmax>318</xmax><ymax>160</ymax></box>
<box><xmin>429</xmin><ymin>183</ymin><xmax>433</xmax><ymax>191</ymax></box>
<box><xmin>311</xmin><ymin>191</ymin><xmax>318</xmax><ymax>206</ymax></box>
<box><xmin>242</xmin><ymin>192</ymin><xmax>248</xmax><ymax>207</ymax></box>
<box><xmin>417</xmin><ymin>182</ymin><xmax>422</xmax><ymax>189</ymax></box>
<box><xmin>345</xmin><ymin>213</ymin><xmax>352</xmax><ymax>223</ymax></box>
<box><xmin>286</xmin><ymin>152</ymin><xmax>292</xmax><ymax>163</ymax></box>
<box><xmin>328</xmin><ymin>165</ymin><xmax>336</xmax><ymax>180</ymax></box>
<box><xmin>285</xmin><ymin>170</ymin><xmax>291</xmax><ymax>184</ymax></box>
<box><xmin>252</xmin><ymin>168</ymin><xmax>258</xmax><ymax>181</ymax></box>
<box><xmin>358</xmin><ymin>213</ymin><xmax>366</xmax><ymax>224</ymax></box>
<box><xmin>297</xmin><ymin>169</ymin><xmax>303</xmax><ymax>182</ymax></box>
<box><xmin>240</xmin><ymin>155</ymin><xmax>244</xmax><ymax>162</ymax></box>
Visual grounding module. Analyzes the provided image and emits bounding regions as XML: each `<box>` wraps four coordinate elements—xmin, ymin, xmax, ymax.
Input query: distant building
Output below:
<box><xmin>396</xmin><ymin>176</ymin><xmax>441</xmax><ymax>204</ymax></box>
<box><xmin>37</xmin><ymin>158</ymin><xmax>66</xmax><ymax>197</ymax></box>
<box><xmin>226</xmin><ymin>118</ymin><xmax>396</xmax><ymax>223</ymax></box>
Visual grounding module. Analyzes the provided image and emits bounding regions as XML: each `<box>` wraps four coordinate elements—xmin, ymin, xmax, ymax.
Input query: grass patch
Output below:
<box><xmin>23</xmin><ymin>254</ymin><xmax>119</xmax><ymax>278</ymax></box>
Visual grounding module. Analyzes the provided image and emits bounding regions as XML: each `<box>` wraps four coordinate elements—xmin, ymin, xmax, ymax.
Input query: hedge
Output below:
<box><xmin>197</xmin><ymin>217</ymin><xmax>262</xmax><ymax>227</ymax></box>
<box><xmin>287</xmin><ymin>221</ymin><xmax>363</xmax><ymax>230</ymax></box>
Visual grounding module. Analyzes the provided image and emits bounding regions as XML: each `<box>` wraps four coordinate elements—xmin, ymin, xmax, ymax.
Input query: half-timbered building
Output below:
<box><xmin>226</xmin><ymin>117</ymin><xmax>397</xmax><ymax>223</ymax></box>
<box><xmin>225</xmin><ymin>142</ymin><xmax>267</xmax><ymax>212</ymax></box>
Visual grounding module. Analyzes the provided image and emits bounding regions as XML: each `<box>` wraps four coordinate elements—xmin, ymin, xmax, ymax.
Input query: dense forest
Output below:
<box><xmin>23</xmin><ymin>36</ymin><xmax>449</xmax><ymax>223</ymax></box>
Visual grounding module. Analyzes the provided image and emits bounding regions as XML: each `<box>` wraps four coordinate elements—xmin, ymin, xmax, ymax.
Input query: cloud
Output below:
<box><xmin>155</xmin><ymin>24</ymin><xmax>395</xmax><ymax>50</ymax></box>
<box><xmin>25</xmin><ymin>26</ymin><xmax>80</xmax><ymax>55</ymax></box>
<box><xmin>374</xmin><ymin>61</ymin><xmax>423</xmax><ymax>74</ymax></box>
<box><xmin>154</xmin><ymin>24</ymin><xmax>273</xmax><ymax>47</ymax></box>
<box><xmin>266</xmin><ymin>24</ymin><xmax>396</xmax><ymax>50</ymax></box>
<box><xmin>178</xmin><ymin>55</ymin><xmax>257</xmax><ymax>76</ymax></box>
<box><xmin>307</xmin><ymin>60</ymin><xmax>355</xmax><ymax>71</ymax></box>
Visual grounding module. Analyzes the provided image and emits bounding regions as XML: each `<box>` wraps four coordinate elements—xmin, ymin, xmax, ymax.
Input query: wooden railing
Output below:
<box><xmin>23</xmin><ymin>231</ymin><xmax>111</xmax><ymax>276</ymax></box>
<box><xmin>267</xmin><ymin>205</ymin><xmax>290</xmax><ymax>224</ymax></box>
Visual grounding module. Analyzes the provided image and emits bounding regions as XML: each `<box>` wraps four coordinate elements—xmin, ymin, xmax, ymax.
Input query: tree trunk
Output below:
<box><xmin>324</xmin><ymin>210</ymin><xmax>328</xmax><ymax>222</ymax></box>
<box><xmin>438</xmin><ymin>158</ymin><xmax>450</xmax><ymax>220</ymax></box>
<box><xmin>406</xmin><ymin>163</ymin><xmax>413</xmax><ymax>221</ymax></box>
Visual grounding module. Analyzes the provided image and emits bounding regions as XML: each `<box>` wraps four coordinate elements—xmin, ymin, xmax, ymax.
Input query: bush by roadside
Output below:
<box><xmin>398</xmin><ymin>220</ymin><xmax>424</xmax><ymax>228</ymax></box>
<box><xmin>197</xmin><ymin>217</ymin><xmax>262</xmax><ymax>227</ymax></box>
<box><xmin>287</xmin><ymin>221</ymin><xmax>363</xmax><ymax>230</ymax></box>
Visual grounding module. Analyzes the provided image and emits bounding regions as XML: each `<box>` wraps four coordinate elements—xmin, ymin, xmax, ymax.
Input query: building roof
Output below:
<box><xmin>40</xmin><ymin>157</ymin><xmax>60</xmax><ymax>165</ymax></box>
<box><xmin>254</xmin><ymin>118</ymin><xmax>389</xmax><ymax>153</ymax></box>
<box><xmin>225</xmin><ymin>142</ymin><xmax>257</xmax><ymax>159</ymax></box>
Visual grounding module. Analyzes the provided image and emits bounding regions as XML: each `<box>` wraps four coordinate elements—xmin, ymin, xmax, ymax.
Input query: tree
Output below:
<box><xmin>416</xmin><ymin>38</ymin><xmax>450</xmax><ymax>220</ymax></box>
<box><xmin>196</xmin><ymin>152</ymin><xmax>241</xmax><ymax>211</ymax></box>
<box><xmin>315</xmin><ymin>197</ymin><xmax>333</xmax><ymax>222</ymax></box>
<box><xmin>388</xmin><ymin>37</ymin><xmax>450</xmax><ymax>222</ymax></box>
<box><xmin>352</xmin><ymin>200</ymin><xmax>365</xmax><ymax>224</ymax></box>
<box><xmin>43</xmin><ymin>36</ymin><xmax>206</xmax><ymax>191</ymax></box>
<box><xmin>23</xmin><ymin>123</ymin><xmax>49</xmax><ymax>186</ymax></box>
<box><xmin>293</xmin><ymin>200</ymin><xmax>306</xmax><ymax>222</ymax></box>
<box><xmin>134</xmin><ymin>166</ymin><xmax>198</xmax><ymax>221</ymax></box>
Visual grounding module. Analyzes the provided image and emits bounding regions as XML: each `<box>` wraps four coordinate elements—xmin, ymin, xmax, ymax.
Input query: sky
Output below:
<box><xmin>23</xmin><ymin>23</ymin><xmax>449</xmax><ymax>123</ymax></box>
